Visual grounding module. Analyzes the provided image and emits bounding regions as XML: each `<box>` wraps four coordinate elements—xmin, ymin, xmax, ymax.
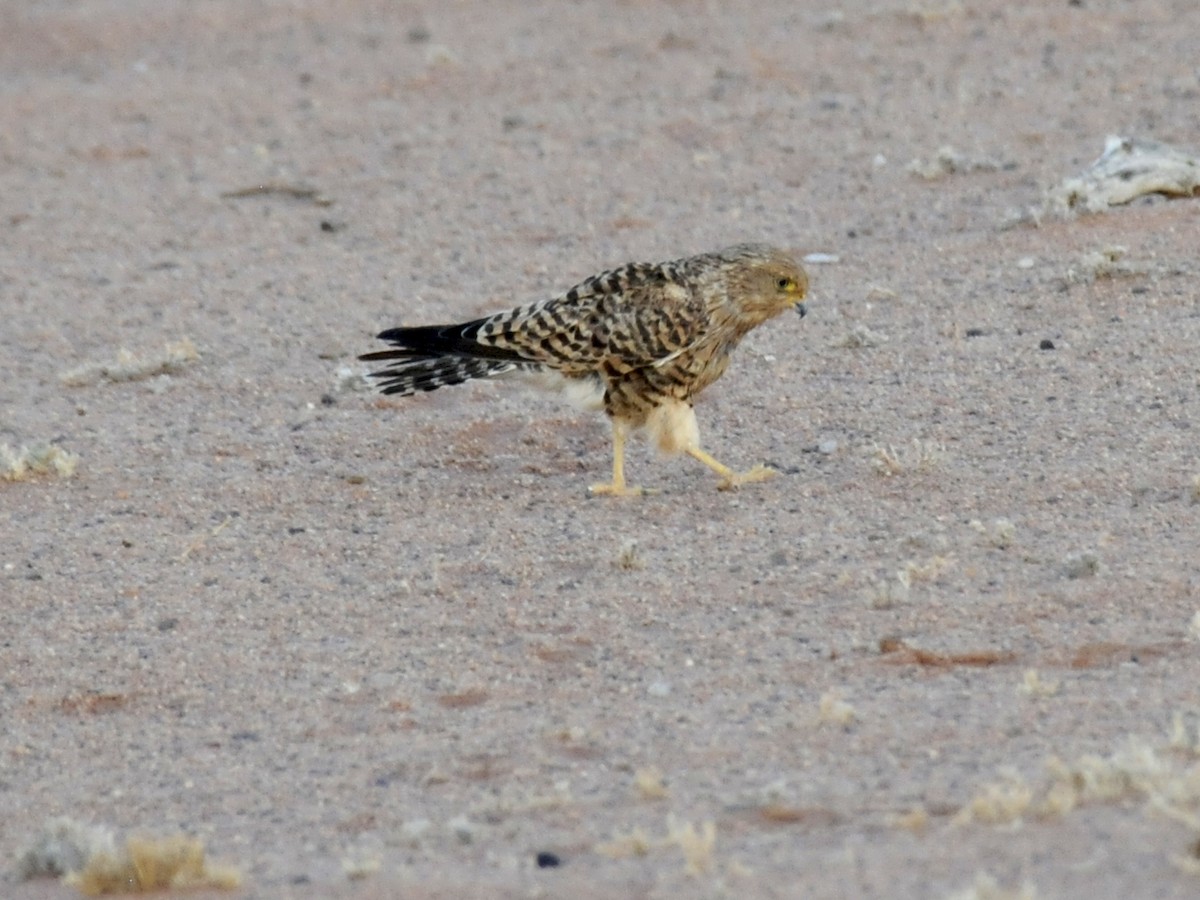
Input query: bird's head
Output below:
<box><xmin>720</xmin><ymin>244</ymin><xmax>810</xmax><ymax>324</ymax></box>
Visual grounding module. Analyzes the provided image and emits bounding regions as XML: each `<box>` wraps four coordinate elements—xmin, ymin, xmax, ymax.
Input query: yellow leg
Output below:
<box><xmin>589</xmin><ymin>422</ymin><xmax>654</xmax><ymax>497</ymax></box>
<box><xmin>685</xmin><ymin>446</ymin><xmax>777</xmax><ymax>491</ymax></box>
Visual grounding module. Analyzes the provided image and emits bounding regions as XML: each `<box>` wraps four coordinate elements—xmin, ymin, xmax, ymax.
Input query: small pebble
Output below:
<box><xmin>401</xmin><ymin>819</ymin><xmax>431</xmax><ymax>842</ymax></box>
<box><xmin>1064</xmin><ymin>552</ymin><xmax>1100</xmax><ymax>579</ymax></box>
<box><xmin>448</xmin><ymin>815</ymin><xmax>474</xmax><ymax>844</ymax></box>
<box><xmin>1039</xmin><ymin>339</ymin><xmax>1055</xmax><ymax>350</ymax></box>
<box><xmin>647</xmin><ymin>680</ymin><xmax>672</xmax><ymax>698</ymax></box>
<box><xmin>536</xmin><ymin>851</ymin><xmax>561</xmax><ymax>868</ymax></box>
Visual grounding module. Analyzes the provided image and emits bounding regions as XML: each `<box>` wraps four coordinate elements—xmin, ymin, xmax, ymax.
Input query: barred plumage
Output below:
<box><xmin>361</xmin><ymin>244</ymin><xmax>809</xmax><ymax>495</ymax></box>
<box><xmin>369</xmin><ymin>356</ymin><xmax>521</xmax><ymax>396</ymax></box>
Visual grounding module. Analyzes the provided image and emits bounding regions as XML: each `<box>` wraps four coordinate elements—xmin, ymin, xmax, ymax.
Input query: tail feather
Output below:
<box><xmin>368</xmin><ymin>356</ymin><xmax>518</xmax><ymax>396</ymax></box>
<box><xmin>368</xmin><ymin>321</ymin><xmax>525</xmax><ymax>362</ymax></box>
<box><xmin>361</xmin><ymin>319</ymin><xmax>530</xmax><ymax>397</ymax></box>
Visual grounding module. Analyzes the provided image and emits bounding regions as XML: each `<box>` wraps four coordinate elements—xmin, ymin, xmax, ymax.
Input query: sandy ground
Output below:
<box><xmin>3</xmin><ymin>1</ymin><xmax>1200</xmax><ymax>897</ymax></box>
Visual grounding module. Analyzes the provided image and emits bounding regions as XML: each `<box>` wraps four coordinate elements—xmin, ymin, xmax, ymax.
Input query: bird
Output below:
<box><xmin>360</xmin><ymin>243</ymin><xmax>809</xmax><ymax>496</ymax></box>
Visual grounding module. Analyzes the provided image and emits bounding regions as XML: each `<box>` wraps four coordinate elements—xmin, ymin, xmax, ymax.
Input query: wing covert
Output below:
<box><xmin>468</xmin><ymin>264</ymin><xmax>711</xmax><ymax>374</ymax></box>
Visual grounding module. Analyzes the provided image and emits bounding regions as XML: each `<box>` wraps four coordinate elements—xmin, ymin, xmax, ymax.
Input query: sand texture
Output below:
<box><xmin>3</xmin><ymin>1</ymin><xmax>1200</xmax><ymax>897</ymax></box>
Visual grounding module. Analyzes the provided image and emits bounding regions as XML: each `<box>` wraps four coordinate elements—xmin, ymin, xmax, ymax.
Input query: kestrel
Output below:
<box><xmin>361</xmin><ymin>243</ymin><xmax>809</xmax><ymax>496</ymax></box>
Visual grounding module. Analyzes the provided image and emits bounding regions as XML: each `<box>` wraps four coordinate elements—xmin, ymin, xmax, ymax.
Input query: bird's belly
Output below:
<box><xmin>519</xmin><ymin>369</ymin><xmax>607</xmax><ymax>411</ymax></box>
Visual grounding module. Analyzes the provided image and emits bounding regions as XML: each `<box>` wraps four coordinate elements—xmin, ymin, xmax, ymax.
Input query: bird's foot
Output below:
<box><xmin>716</xmin><ymin>464</ymin><xmax>778</xmax><ymax>491</ymax></box>
<box><xmin>589</xmin><ymin>482</ymin><xmax>658</xmax><ymax>498</ymax></box>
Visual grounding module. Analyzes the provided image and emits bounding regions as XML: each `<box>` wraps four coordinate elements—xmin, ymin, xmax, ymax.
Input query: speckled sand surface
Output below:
<box><xmin>3</xmin><ymin>2</ymin><xmax>1200</xmax><ymax>897</ymax></box>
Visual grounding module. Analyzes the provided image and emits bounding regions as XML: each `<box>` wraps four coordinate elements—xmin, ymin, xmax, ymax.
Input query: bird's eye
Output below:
<box><xmin>777</xmin><ymin>277</ymin><xmax>793</xmax><ymax>291</ymax></box>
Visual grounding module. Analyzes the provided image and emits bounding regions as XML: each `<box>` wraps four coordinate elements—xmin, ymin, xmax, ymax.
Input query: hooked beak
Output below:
<box><xmin>795</xmin><ymin>301</ymin><xmax>808</xmax><ymax>318</ymax></box>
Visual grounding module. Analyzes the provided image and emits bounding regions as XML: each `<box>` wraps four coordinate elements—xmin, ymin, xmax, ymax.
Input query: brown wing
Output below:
<box><xmin>467</xmin><ymin>262</ymin><xmax>712</xmax><ymax>375</ymax></box>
